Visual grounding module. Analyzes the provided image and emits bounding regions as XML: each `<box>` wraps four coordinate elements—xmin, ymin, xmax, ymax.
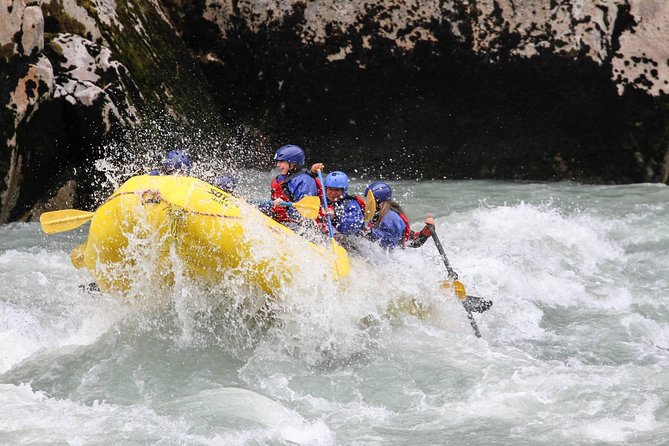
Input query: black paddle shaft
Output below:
<box><xmin>427</xmin><ymin>224</ymin><xmax>482</xmax><ymax>338</ymax></box>
<box><xmin>427</xmin><ymin>224</ymin><xmax>458</xmax><ymax>280</ymax></box>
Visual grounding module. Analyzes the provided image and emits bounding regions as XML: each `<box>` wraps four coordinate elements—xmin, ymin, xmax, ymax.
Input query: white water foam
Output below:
<box><xmin>2</xmin><ymin>179</ymin><xmax>668</xmax><ymax>445</ymax></box>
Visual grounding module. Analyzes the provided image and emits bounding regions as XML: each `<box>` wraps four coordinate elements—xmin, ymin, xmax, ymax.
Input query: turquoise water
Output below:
<box><xmin>1</xmin><ymin>180</ymin><xmax>668</xmax><ymax>445</ymax></box>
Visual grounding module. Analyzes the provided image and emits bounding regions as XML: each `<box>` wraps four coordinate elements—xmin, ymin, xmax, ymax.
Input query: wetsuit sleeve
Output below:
<box><xmin>407</xmin><ymin>225</ymin><xmax>432</xmax><ymax>248</ymax></box>
<box><xmin>286</xmin><ymin>174</ymin><xmax>318</xmax><ymax>220</ymax></box>
<box><xmin>288</xmin><ymin>174</ymin><xmax>318</xmax><ymax>201</ymax></box>
<box><xmin>369</xmin><ymin>211</ymin><xmax>405</xmax><ymax>248</ymax></box>
<box><xmin>336</xmin><ymin>200</ymin><xmax>365</xmax><ymax>235</ymax></box>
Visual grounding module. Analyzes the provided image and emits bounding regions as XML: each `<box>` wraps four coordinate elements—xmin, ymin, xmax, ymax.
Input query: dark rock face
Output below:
<box><xmin>1</xmin><ymin>31</ymin><xmax>138</xmax><ymax>222</ymax></box>
<box><xmin>174</xmin><ymin>0</ymin><xmax>669</xmax><ymax>182</ymax></box>
<box><xmin>0</xmin><ymin>0</ymin><xmax>223</xmax><ymax>223</ymax></box>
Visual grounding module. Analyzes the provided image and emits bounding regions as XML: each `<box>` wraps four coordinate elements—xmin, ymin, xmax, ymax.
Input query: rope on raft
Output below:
<box><xmin>102</xmin><ymin>189</ymin><xmax>242</xmax><ymax>219</ymax></box>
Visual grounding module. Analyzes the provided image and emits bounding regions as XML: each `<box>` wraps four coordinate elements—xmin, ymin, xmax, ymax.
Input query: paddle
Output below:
<box><xmin>364</xmin><ymin>190</ymin><xmax>376</xmax><ymax>222</ymax></box>
<box><xmin>427</xmin><ymin>223</ymin><xmax>490</xmax><ymax>337</ymax></box>
<box><xmin>277</xmin><ymin>196</ymin><xmax>321</xmax><ymax>220</ymax></box>
<box><xmin>317</xmin><ymin>170</ymin><xmax>350</xmax><ymax>278</ymax></box>
<box><xmin>40</xmin><ymin>209</ymin><xmax>94</xmax><ymax>234</ymax></box>
<box><xmin>255</xmin><ymin>196</ymin><xmax>322</xmax><ymax>220</ymax></box>
<box><xmin>41</xmin><ymin>194</ymin><xmax>321</xmax><ymax>236</ymax></box>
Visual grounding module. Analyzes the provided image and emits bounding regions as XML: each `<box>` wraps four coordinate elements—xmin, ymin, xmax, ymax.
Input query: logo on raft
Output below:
<box><xmin>207</xmin><ymin>187</ymin><xmax>231</xmax><ymax>206</ymax></box>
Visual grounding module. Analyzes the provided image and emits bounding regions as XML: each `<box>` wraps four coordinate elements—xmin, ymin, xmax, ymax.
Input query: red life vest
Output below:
<box><xmin>352</xmin><ymin>195</ymin><xmax>366</xmax><ymax>211</ymax></box>
<box><xmin>270</xmin><ymin>169</ymin><xmax>323</xmax><ymax>223</ymax></box>
<box><xmin>270</xmin><ymin>176</ymin><xmax>291</xmax><ymax>222</ymax></box>
<box><xmin>397</xmin><ymin>211</ymin><xmax>413</xmax><ymax>243</ymax></box>
<box><xmin>316</xmin><ymin>204</ymin><xmax>332</xmax><ymax>232</ymax></box>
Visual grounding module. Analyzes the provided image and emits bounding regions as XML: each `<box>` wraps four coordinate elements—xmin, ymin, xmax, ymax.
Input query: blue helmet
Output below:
<box><xmin>163</xmin><ymin>149</ymin><xmax>192</xmax><ymax>174</ymax></box>
<box><xmin>325</xmin><ymin>171</ymin><xmax>349</xmax><ymax>192</ymax></box>
<box><xmin>213</xmin><ymin>175</ymin><xmax>237</xmax><ymax>193</ymax></box>
<box><xmin>364</xmin><ymin>181</ymin><xmax>392</xmax><ymax>203</ymax></box>
<box><xmin>273</xmin><ymin>144</ymin><xmax>305</xmax><ymax>166</ymax></box>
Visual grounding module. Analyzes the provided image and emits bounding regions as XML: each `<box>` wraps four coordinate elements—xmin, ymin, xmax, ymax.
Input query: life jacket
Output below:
<box><xmin>312</xmin><ymin>173</ymin><xmax>324</xmax><ymax>202</ymax></box>
<box><xmin>397</xmin><ymin>211</ymin><xmax>412</xmax><ymax>243</ymax></box>
<box><xmin>368</xmin><ymin>208</ymin><xmax>412</xmax><ymax>246</ymax></box>
<box><xmin>318</xmin><ymin>194</ymin><xmax>366</xmax><ymax>232</ymax></box>
<box><xmin>351</xmin><ymin>195</ymin><xmax>366</xmax><ymax>211</ymax></box>
<box><xmin>270</xmin><ymin>169</ymin><xmax>323</xmax><ymax>222</ymax></box>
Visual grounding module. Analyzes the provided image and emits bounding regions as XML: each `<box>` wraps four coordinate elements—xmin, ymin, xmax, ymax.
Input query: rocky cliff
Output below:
<box><xmin>176</xmin><ymin>0</ymin><xmax>669</xmax><ymax>181</ymax></box>
<box><xmin>2</xmin><ymin>0</ymin><xmax>669</xmax><ymax>222</ymax></box>
<box><xmin>0</xmin><ymin>0</ymin><xmax>223</xmax><ymax>222</ymax></box>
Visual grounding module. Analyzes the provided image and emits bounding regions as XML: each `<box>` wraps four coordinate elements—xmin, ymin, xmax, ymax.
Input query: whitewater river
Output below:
<box><xmin>1</xmin><ymin>179</ymin><xmax>668</xmax><ymax>445</ymax></box>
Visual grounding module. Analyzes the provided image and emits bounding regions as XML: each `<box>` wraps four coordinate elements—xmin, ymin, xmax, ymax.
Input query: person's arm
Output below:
<box><xmin>407</xmin><ymin>214</ymin><xmax>435</xmax><ymax>248</ymax></box>
<box><xmin>285</xmin><ymin>175</ymin><xmax>318</xmax><ymax>220</ymax></box>
<box><xmin>289</xmin><ymin>175</ymin><xmax>318</xmax><ymax>201</ymax></box>
<box><xmin>370</xmin><ymin>212</ymin><xmax>405</xmax><ymax>248</ymax></box>
<box><xmin>256</xmin><ymin>200</ymin><xmax>273</xmax><ymax>216</ymax></box>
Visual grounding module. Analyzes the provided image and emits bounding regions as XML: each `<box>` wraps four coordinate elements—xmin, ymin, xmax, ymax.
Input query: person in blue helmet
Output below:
<box><xmin>149</xmin><ymin>149</ymin><xmax>192</xmax><ymax>175</ymax></box>
<box><xmin>365</xmin><ymin>181</ymin><xmax>434</xmax><ymax>249</ymax></box>
<box><xmin>212</xmin><ymin>175</ymin><xmax>237</xmax><ymax>194</ymax></box>
<box><xmin>267</xmin><ymin>144</ymin><xmax>321</xmax><ymax>224</ymax></box>
<box><xmin>318</xmin><ymin>171</ymin><xmax>366</xmax><ymax>237</ymax></box>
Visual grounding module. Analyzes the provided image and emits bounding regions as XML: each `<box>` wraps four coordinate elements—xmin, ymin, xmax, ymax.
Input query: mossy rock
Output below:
<box><xmin>42</xmin><ymin>0</ymin><xmax>88</xmax><ymax>37</ymax></box>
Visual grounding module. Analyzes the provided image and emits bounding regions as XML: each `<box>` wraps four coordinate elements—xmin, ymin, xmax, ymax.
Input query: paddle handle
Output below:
<box><xmin>427</xmin><ymin>224</ymin><xmax>481</xmax><ymax>338</ymax></box>
<box><xmin>40</xmin><ymin>210</ymin><xmax>95</xmax><ymax>234</ymax></box>
<box><xmin>255</xmin><ymin>199</ymin><xmax>295</xmax><ymax>207</ymax></box>
<box><xmin>427</xmin><ymin>224</ymin><xmax>458</xmax><ymax>280</ymax></box>
<box><xmin>317</xmin><ymin>170</ymin><xmax>335</xmax><ymax>238</ymax></box>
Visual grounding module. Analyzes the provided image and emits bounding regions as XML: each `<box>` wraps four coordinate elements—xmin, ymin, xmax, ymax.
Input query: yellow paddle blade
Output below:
<box><xmin>331</xmin><ymin>238</ymin><xmax>350</xmax><ymax>278</ymax></box>
<box><xmin>40</xmin><ymin>209</ymin><xmax>95</xmax><ymax>234</ymax></box>
<box><xmin>70</xmin><ymin>243</ymin><xmax>86</xmax><ymax>269</ymax></box>
<box><xmin>291</xmin><ymin>195</ymin><xmax>320</xmax><ymax>220</ymax></box>
<box><xmin>364</xmin><ymin>190</ymin><xmax>376</xmax><ymax>222</ymax></box>
<box><xmin>441</xmin><ymin>280</ymin><xmax>467</xmax><ymax>300</ymax></box>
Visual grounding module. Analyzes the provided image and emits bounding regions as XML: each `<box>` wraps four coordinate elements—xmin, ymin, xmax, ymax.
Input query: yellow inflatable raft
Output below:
<box><xmin>55</xmin><ymin>175</ymin><xmax>346</xmax><ymax>295</ymax></box>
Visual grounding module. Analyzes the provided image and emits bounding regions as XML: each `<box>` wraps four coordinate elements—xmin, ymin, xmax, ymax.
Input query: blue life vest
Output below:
<box><xmin>369</xmin><ymin>209</ymin><xmax>411</xmax><ymax>248</ymax></box>
<box><xmin>331</xmin><ymin>195</ymin><xmax>365</xmax><ymax>235</ymax></box>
